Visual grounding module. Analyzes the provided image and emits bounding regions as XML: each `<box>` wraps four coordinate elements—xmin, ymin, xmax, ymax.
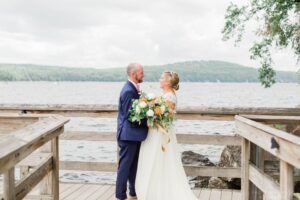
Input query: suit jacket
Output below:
<box><xmin>117</xmin><ymin>80</ymin><xmax>148</xmax><ymax>141</ymax></box>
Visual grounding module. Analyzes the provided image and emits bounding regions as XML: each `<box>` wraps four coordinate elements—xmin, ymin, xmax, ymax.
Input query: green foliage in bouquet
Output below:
<box><xmin>129</xmin><ymin>92</ymin><xmax>175</xmax><ymax>131</ymax></box>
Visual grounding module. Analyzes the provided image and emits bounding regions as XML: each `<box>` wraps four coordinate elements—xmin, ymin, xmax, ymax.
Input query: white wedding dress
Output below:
<box><xmin>136</xmin><ymin>92</ymin><xmax>197</xmax><ymax>200</ymax></box>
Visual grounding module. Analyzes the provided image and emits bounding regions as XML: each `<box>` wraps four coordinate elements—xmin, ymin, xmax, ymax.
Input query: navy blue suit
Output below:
<box><xmin>116</xmin><ymin>81</ymin><xmax>148</xmax><ymax>199</ymax></box>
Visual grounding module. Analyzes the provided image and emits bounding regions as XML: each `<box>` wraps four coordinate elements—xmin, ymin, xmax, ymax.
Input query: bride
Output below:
<box><xmin>136</xmin><ymin>71</ymin><xmax>197</xmax><ymax>200</ymax></box>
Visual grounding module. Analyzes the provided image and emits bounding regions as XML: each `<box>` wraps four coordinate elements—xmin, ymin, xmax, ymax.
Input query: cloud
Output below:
<box><xmin>0</xmin><ymin>0</ymin><xmax>298</xmax><ymax>71</ymax></box>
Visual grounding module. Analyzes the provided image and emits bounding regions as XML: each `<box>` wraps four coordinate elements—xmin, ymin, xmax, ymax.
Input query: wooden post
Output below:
<box><xmin>256</xmin><ymin>147</ymin><xmax>265</xmax><ymax>200</ymax></box>
<box><xmin>40</xmin><ymin>141</ymin><xmax>52</xmax><ymax>195</ymax></box>
<box><xmin>280</xmin><ymin>160</ymin><xmax>294</xmax><ymax>200</ymax></box>
<box><xmin>242</xmin><ymin>138</ymin><xmax>250</xmax><ymax>200</ymax></box>
<box><xmin>52</xmin><ymin>136</ymin><xmax>59</xmax><ymax>200</ymax></box>
<box><xmin>39</xmin><ymin>127</ymin><xmax>63</xmax><ymax>198</ymax></box>
<box><xmin>3</xmin><ymin>168</ymin><xmax>15</xmax><ymax>200</ymax></box>
<box><xmin>20</xmin><ymin>166</ymin><xmax>30</xmax><ymax>179</ymax></box>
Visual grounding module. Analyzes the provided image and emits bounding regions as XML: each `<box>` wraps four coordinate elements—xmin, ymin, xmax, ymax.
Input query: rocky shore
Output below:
<box><xmin>182</xmin><ymin>147</ymin><xmax>241</xmax><ymax>189</ymax></box>
<box><xmin>183</xmin><ymin>146</ymin><xmax>300</xmax><ymax>192</ymax></box>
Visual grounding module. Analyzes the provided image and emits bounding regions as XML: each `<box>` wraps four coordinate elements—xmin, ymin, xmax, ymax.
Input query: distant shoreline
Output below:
<box><xmin>0</xmin><ymin>60</ymin><xmax>299</xmax><ymax>82</ymax></box>
<box><xmin>0</xmin><ymin>81</ymin><xmax>298</xmax><ymax>84</ymax></box>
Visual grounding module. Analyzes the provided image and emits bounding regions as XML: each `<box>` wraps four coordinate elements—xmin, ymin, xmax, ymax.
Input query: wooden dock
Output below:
<box><xmin>0</xmin><ymin>182</ymin><xmax>240</xmax><ymax>200</ymax></box>
<box><xmin>55</xmin><ymin>183</ymin><xmax>241</xmax><ymax>200</ymax></box>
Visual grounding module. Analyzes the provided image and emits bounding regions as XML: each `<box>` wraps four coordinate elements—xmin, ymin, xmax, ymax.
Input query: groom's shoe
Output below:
<box><xmin>128</xmin><ymin>195</ymin><xmax>138</xmax><ymax>200</ymax></box>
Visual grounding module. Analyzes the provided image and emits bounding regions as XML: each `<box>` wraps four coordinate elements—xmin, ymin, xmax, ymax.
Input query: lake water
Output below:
<box><xmin>0</xmin><ymin>82</ymin><xmax>299</xmax><ymax>184</ymax></box>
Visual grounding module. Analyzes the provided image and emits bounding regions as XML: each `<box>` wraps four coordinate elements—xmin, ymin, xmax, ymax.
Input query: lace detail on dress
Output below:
<box><xmin>163</xmin><ymin>92</ymin><xmax>177</xmax><ymax>103</ymax></box>
<box><xmin>162</xmin><ymin>92</ymin><xmax>177</xmax><ymax>106</ymax></box>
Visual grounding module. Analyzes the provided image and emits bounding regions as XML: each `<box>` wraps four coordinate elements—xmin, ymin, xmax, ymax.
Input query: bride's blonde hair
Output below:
<box><xmin>163</xmin><ymin>71</ymin><xmax>180</xmax><ymax>91</ymax></box>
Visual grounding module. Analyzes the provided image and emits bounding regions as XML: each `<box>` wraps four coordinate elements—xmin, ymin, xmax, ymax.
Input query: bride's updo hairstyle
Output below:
<box><xmin>163</xmin><ymin>71</ymin><xmax>180</xmax><ymax>91</ymax></box>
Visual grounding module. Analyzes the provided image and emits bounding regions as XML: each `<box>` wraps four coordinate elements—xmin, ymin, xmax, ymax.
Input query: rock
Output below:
<box><xmin>182</xmin><ymin>150</ymin><xmax>241</xmax><ymax>189</ymax></box>
<box><xmin>190</xmin><ymin>176</ymin><xmax>210</xmax><ymax>188</ymax></box>
<box><xmin>218</xmin><ymin>145</ymin><xmax>242</xmax><ymax>189</ymax></box>
<box><xmin>218</xmin><ymin>145</ymin><xmax>241</xmax><ymax>168</ymax></box>
<box><xmin>208</xmin><ymin>177</ymin><xmax>229</xmax><ymax>189</ymax></box>
<box><xmin>182</xmin><ymin>151</ymin><xmax>215</xmax><ymax>166</ymax></box>
<box><xmin>181</xmin><ymin>151</ymin><xmax>215</xmax><ymax>188</ymax></box>
<box><xmin>226</xmin><ymin>178</ymin><xmax>241</xmax><ymax>189</ymax></box>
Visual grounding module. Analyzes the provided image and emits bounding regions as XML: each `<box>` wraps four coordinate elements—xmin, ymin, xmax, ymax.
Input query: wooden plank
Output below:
<box><xmin>199</xmin><ymin>188</ymin><xmax>211</xmax><ymax>200</ymax></box>
<box><xmin>241</xmin><ymin>115</ymin><xmax>300</xmax><ymax>124</ymax></box>
<box><xmin>59</xmin><ymin>160</ymin><xmax>241</xmax><ymax>178</ymax></box>
<box><xmin>184</xmin><ymin>166</ymin><xmax>241</xmax><ymax>178</ymax></box>
<box><xmin>68</xmin><ymin>184</ymin><xmax>102</xmax><ymax>200</ymax></box>
<box><xmin>59</xmin><ymin>161</ymin><xmax>118</xmax><ymax>172</ymax></box>
<box><xmin>280</xmin><ymin>160</ymin><xmax>294</xmax><ymax>200</ymax></box>
<box><xmin>232</xmin><ymin>190</ymin><xmax>241</xmax><ymax>200</ymax></box>
<box><xmin>0</xmin><ymin>104</ymin><xmax>117</xmax><ymax>112</ymax></box>
<box><xmin>0</xmin><ymin>183</ymin><xmax>242</xmax><ymax>200</ymax></box>
<box><xmin>60</xmin><ymin>184</ymin><xmax>83</xmax><ymax>200</ymax></box>
<box><xmin>61</xmin><ymin>131</ymin><xmax>241</xmax><ymax>145</ymax></box>
<box><xmin>221</xmin><ymin>189</ymin><xmax>232</xmax><ymax>200</ymax></box>
<box><xmin>64</xmin><ymin>184</ymin><xmax>92</xmax><ymax>200</ymax></box>
<box><xmin>85</xmin><ymin>185</ymin><xmax>111</xmax><ymax>200</ymax></box>
<box><xmin>3</xmin><ymin>167</ymin><xmax>16</xmax><ymax>200</ymax></box>
<box><xmin>177</xmin><ymin>106</ymin><xmax>300</xmax><ymax>116</ymax></box>
<box><xmin>59</xmin><ymin>183</ymin><xmax>73</xmax><ymax>193</ymax></box>
<box><xmin>17</xmin><ymin>153</ymin><xmax>52</xmax><ymax>167</ymax></box>
<box><xmin>1</xmin><ymin>104</ymin><xmax>300</xmax><ymax>118</ymax></box>
<box><xmin>249</xmin><ymin>163</ymin><xmax>280</xmax><ymax>200</ymax></box>
<box><xmin>51</xmin><ymin>137</ymin><xmax>59</xmax><ymax>200</ymax></box>
<box><xmin>0</xmin><ymin>115</ymin><xmax>68</xmax><ymax>173</ymax></box>
<box><xmin>177</xmin><ymin>134</ymin><xmax>241</xmax><ymax>146</ymax></box>
<box><xmin>40</xmin><ymin>142</ymin><xmax>52</xmax><ymax>195</ymax></box>
<box><xmin>236</xmin><ymin>115</ymin><xmax>300</xmax><ymax>146</ymax></box>
<box><xmin>176</xmin><ymin>113</ymin><xmax>234</xmax><ymax>121</ymax></box>
<box><xmin>15</xmin><ymin>155</ymin><xmax>53</xmax><ymax>200</ymax></box>
<box><xmin>59</xmin><ymin>184</ymin><xmax>76</xmax><ymax>199</ymax></box>
<box><xmin>0</xmin><ymin>117</ymin><xmax>38</xmax><ymax>134</ymax></box>
<box><xmin>61</xmin><ymin>131</ymin><xmax>116</xmax><ymax>141</ymax></box>
<box><xmin>98</xmin><ymin>185</ymin><xmax>114</xmax><ymax>200</ymax></box>
<box><xmin>241</xmin><ymin>138</ymin><xmax>250</xmax><ymax>200</ymax></box>
<box><xmin>210</xmin><ymin>189</ymin><xmax>221</xmax><ymax>200</ymax></box>
<box><xmin>235</xmin><ymin>116</ymin><xmax>300</xmax><ymax>168</ymax></box>
<box><xmin>23</xmin><ymin>194</ymin><xmax>53</xmax><ymax>200</ymax></box>
<box><xmin>0</xmin><ymin>113</ymin><xmax>47</xmax><ymax>118</ymax></box>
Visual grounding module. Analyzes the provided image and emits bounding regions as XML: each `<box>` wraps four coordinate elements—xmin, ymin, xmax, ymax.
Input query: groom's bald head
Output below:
<box><xmin>127</xmin><ymin>63</ymin><xmax>142</xmax><ymax>75</ymax></box>
<box><xmin>127</xmin><ymin>63</ymin><xmax>144</xmax><ymax>83</ymax></box>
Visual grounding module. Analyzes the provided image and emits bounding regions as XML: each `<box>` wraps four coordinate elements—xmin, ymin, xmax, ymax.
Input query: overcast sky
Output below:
<box><xmin>0</xmin><ymin>0</ymin><xmax>298</xmax><ymax>71</ymax></box>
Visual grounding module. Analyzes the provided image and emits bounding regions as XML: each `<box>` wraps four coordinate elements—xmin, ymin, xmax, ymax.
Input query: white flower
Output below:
<box><xmin>146</xmin><ymin>109</ymin><xmax>154</xmax><ymax>117</ymax></box>
<box><xmin>160</xmin><ymin>105</ymin><xmax>166</xmax><ymax>113</ymax></box>
<box><xmin>146</xmin><ymin>93</ymin><xmax>155</xmax><ymax>100</ymax></box>
<box><xmin>139</xmin><ymin>101</ymin><xmax>147</xmax><ymax>108</ymax></box>
<box><xmin>135</xmin><ymin>106</ymin><xmax>141</xmax><ymax>113</ymax></box>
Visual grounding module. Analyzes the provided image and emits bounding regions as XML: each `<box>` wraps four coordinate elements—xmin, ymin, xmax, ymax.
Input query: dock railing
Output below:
<box><xmin>0</xmin><ymin>113</ymin><xmax>69</xmax><ymax>200</ymax></box>
<box><xmin>0</xmin><ymin>104</ymin><xmax>299</xmax><ymax>199</ymax></box>
<box><xmin>236</xmin><ymin>115</ymin><xmax>300</xmax><ymax>200</ymax></box>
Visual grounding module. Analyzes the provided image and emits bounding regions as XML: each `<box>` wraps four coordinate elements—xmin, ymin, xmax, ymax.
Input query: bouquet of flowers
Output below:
<box><xmin>129</xmin><ymin>92</ymin><xmax>175</xmax><ymax>132</ymax></box>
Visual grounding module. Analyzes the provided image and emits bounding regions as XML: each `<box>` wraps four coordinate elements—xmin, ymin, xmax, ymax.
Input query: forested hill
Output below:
<box><xmin>0</xmin><ymin>60</ymin><xmax>298</xmax><ymax>82</ymax></box>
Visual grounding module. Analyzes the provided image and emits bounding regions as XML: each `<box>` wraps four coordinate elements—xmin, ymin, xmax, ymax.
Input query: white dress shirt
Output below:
<box><xmin>128</xmin><ymin>79</ymin><xmax>140</xmax><ymax>92</ymax></box>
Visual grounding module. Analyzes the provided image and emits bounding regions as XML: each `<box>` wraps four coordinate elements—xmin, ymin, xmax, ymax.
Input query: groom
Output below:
<box><xmin>116</xmin><ymin>63</ymin><xmax>148</xmax><ymax>200</ymax></box>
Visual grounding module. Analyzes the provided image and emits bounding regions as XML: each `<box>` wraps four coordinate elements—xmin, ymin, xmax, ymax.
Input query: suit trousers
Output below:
<box><xmin>116</xmin><ymin>140</ymin><xmax>141</xmax><ymax>199</ymax></box>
